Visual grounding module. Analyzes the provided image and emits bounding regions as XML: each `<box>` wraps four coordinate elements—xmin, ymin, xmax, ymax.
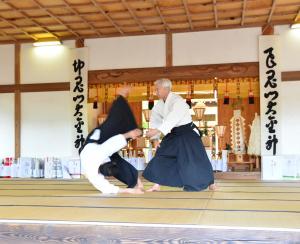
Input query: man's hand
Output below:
<box><xmin>146</xmin><ymin>128</ymin><xmax>160</xmax><ymax>138</ymax></box>
<box><xmin>123</xmin><ymin>129</ymin><xmax>142</xmax><ymax>140</ymax></box>
<box><xmin>152</xmin><ymin>140</ymin><xmax>160</xmax><ymax>149</ymax></box>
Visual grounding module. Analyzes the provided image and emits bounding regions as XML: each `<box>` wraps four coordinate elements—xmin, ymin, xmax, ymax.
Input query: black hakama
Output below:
<box><xmin>99</xmin><ymin>153</ymin><xmax>138</xmax><ymax>188</ymax></box>
<box><xmin>143</xmin><ymin>123</ymin><xmax>214</xmax><ymax>191</ymax></box>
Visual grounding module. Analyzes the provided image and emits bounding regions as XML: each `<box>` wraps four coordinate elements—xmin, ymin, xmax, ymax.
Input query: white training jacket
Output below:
<box><xmin>150</xmin><ymin>92</ymin><xmax>192</xmax><ymax>136</ymax></box>
<box><xmin>80</xmin><ymin>132</ymin><xmax>127</xmax><ymax>194</ymax></box>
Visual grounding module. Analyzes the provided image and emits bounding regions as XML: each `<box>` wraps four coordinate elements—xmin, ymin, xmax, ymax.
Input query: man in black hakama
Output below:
<box><xmin>143</xmin><ymin>78</ymin><xmax>216</xmax><ymax>192</ymax></box>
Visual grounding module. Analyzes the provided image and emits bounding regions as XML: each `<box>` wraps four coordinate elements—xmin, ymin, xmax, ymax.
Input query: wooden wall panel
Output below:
<box><xmin>14</xmin><ymin>44</ymin><xmax>21</xmax><ymax>158</ymax></box>
<box><xmin>100</xmin><ymin>100</ymin><xmax>142</xmax><ymax>128</ymax></box>
<box><xmin>129</xmin><ymin>102</ymin><xmax>142</xmax><ymax>127</ymax></box>
<box><xmin>282</xmin><ymin>71</ymin><xmax>300</xmax><ymax>81</ymax></box>
<box><xmin>166</xmin><ymin>33</ymin><xmax>172</xmax><ymax>67</ymax></box>
<box><xmin>89</xmin><ymin>62</ymin><xmax>259</xmax><ymax>84</ymax></box>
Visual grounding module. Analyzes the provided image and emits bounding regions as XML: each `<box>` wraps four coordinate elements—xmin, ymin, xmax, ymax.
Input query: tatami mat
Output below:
<box><xmin>0</xmin><ymin>178</ymin><xmax>300</xmax><ymax>229</ymax></box>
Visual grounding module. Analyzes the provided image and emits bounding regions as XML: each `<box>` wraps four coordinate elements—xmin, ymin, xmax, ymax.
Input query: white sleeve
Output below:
<box><xmin>158</xmin><ymin>99</ymin><xmax>188</xmax><ymax>135</ymax></box>
<box><xmin>149</xmin><ymin>103</ymin><xmax>163</xmax><ymax>129</ymax></box>
<box><xmin>149</xmin><ymin>102</ymin><xmax>164</xmax><ymax>140</ymax></box>
<box><xmin>100</xmin><ymin>134</ymin><xmax>127</xmax><ymax>158</ymax></box>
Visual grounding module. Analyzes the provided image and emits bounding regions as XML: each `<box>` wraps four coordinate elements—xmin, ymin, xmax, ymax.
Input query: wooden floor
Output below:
<box><xmin>0</xmin><ymin>178</ymin><xmax>300</xmax><ymax>243</ymax></box>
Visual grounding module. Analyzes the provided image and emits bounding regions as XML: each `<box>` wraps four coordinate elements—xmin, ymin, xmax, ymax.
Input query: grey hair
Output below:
<box><xmin>154</xmin><ymin>78</ymin><xmax>172</xmax><ymax>90</ymax></box>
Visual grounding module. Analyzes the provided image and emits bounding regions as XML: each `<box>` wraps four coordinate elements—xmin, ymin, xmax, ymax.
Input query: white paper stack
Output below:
<box><xmin>18</xmin><ymin>158</ymin><xmax>34</xmax><ymax>178</ymax></box>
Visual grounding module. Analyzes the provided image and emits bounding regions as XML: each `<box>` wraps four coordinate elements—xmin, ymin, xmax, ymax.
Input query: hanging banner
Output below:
<box><xmin>70</xmin><ymin>47</ymin><xmax>88</xmax><ymax>156</ymax></box>
<box><xmin>259</xmin><ymin>35</ymin><xmax>282</xmax><ymax>157</ymax></box>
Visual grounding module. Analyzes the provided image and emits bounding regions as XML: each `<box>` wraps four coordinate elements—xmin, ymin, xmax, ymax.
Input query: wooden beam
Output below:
<box><xmin>61</xmin><ymin>0</ymin><xmax>102</xmax><ymax>37</ymax></box>
<box><xmin>80</xmin><ymin>7</ymin><xmax>298</xmax><ymax>23</ymax></box>
<box><xmin>5</xmin><ymin>10</ymin><xmax>294</xmax><ymax>34</ymax></box>
<box><xmin>0</xmin><ymin>2</ymin><xmax>97</xmax><ymax>12</ymax></box>
<box><xmin>2</xmin><ymin>69</ymin><xmax>296</xmax><ymax>94</ymax></box>
<box><xmin>88</xmin><ymin>62</ymin><xmax>259</xmax><ymax>84</ymax></box>
<box><xmin>294</xmin><ymin>7</ymin><xmax>300</xmax><ymax>22</ymax></box>
<box><xmin>75</xmin><ymin>39</ymin><xmax>85</xmax><ymax>48</ymax></box>
<box><xmin>3</xmin><ymin>1</ymin><xmax>59</xmax><ymax>40</ymax></box>
<box><xmin>282</xmin><ymin>71</ymin><xmax>300</xmax><ymax>81</ymax></box>
<box><xmin>166</xmin><ymin>33</ymin><xmax>172</xmax><ymax>67</ymax></box>
<box><xmin>121</xmin><ymin>0</ymin><xmax>146</xmax><ymax>32</ymax></box>
<box><xmin>182</xmin><ymin>0</ymin><xmax>193</xmax><ymax>30</ymax></box>
<box><xmin>262</xmin><ymin>24</ymin><xmax>274</xmax><ymax>35</ymax></box>
<box><xmin>0</xmin><ymin>29</ymin><xmax>17</xmax><ymax>42</ymax></box>
<box><xmin>32</xmin><ymin>0</ymin><xmax>81</xmax><ymax>38</ymax></box>
<box><xmin>267</xmin><ymin>0</ymin><xmax>277</xmax><ymax>23</ymax></box>
<box><xmin>0</xmin><ymin>20</ymin><xmax>293</xmax><ymax>45</ymax></box>
<box><xmin>20</xmin><ymin>83</ymin><xmax>70</xmax><ymax>92</ymax></box>
<box><xmin>241</xmin><ymin>0</ymin><xmax>247</xmax><ymax>26</ymax></box>
<box><xmin>0</xmin><ymin>0</ymin><xmax>296</xmax><ymax>14</ymax></box>
<box><xmin>0</xmin><ymin>85</ymin><xmax>15</xmax><ymax>93</ymax></box>
<box><xmin>0</xmin><ymin>16</ymin><xmax>37</xmax><ymax>41</ymax></box>
<box><xmin>15</xmin><ymin>1</ymin><xmax>297</xmax><ymax>21</ymax></box>
<box><xmin>0</xmin><ymin>83</ymin><xmax>70</xmax><ymax>93</ymax></box>
<box><xmin>90</xmin><ymin>0</ymin><xmax>124</xmax><ymax>35</ymax></box>
<box><xmin>14</xmin><ymin>44</ymin><xmax>21</xmax><ymax>158</ymax></box>
<box><xmin>151</xmin><ymin>0</ymin><xmax>169</xmax><ymax>31</ymax></box>
<box><xmin>213</xmin><ymin>0</ymin><xmax>218</xmax><ymax>28</ymax></box>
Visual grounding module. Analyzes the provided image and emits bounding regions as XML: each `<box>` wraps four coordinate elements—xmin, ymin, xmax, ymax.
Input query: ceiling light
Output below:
<box><xmin>33</xmin><ymin>38</ymin><xmax>62</xmax><ymax>47</ymax></box>
<box><xmin>290</xmin><ymin>23</ymin><xmax>300</xmax><ymax>29</ymax></box>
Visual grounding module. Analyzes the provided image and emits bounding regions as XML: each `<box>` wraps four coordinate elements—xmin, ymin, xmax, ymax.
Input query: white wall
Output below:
<box><xmin>275</xmin><ymin>26</ymin><xmax>300</xmax><ymax>155</ymax></box>
<box><xmin>20</xmin><ymin>40</ymin><xmax>75</xmax><ymax>84</ymax></box>
<box><xmin>0</xmin><ymin>44</ymin><xmax>15</xmax><ymax>85</ymax></box>
<box><xmin>275</xmin><ymin>25</ymin><xmax>300</xmax><ymax>71</ymax></box>
<box><xmin>21</xmin><ymin>91</ymin><xmax>72</xmax><ymax>157</ymax></box>
<box><xmin>86</xmin><ymin>35</ymin><xmax>165</xmax><ymax>70</ymax></box>
<box><xmin>281</xmin><ymin>81</ymin><xmax>300</xmax><ymax>154</ymax></box>
<box><xmin>0</xmin><ymin>94</ymin><xmax>15</xmax><ymax>157</ymax></box>
<box><xmin>173</xmin><ymin>27</ymin><xmax>261</xmax><ymax>66</ymax></box>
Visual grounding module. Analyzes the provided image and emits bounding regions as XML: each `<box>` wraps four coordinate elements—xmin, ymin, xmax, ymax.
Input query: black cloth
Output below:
<box><xmin>80</xmin><ymin>95</ymin><xmax>138</xmax><ymax>151</ymax></box>
<box><xmin>80</xmin><ymin>95</ymin><xmax>139</xmax><ymax>188</ymax></box>
<box><xmin>99</xmin><ymin>153</ymin><xmax>138</xmax><ymax>188</ymax></box>
<box><xmin>94</xmin><ymin>95</ymin><xmax>138</xmax><ymax>144</ymax></box>
<box><xmin>143</xmin><ymin>123</ymin><xmax>214</xmax><ymax>191</ymax></box>
<box><xmin>80</xmin><ymin>95</ymin><xmax>137</xmax><ymax>153</ymax></box>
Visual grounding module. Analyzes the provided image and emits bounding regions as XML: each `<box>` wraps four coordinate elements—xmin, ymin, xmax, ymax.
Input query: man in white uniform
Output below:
<box><xmin>143</xmin><ymin>78</ymin><xmax>216</xmax><ymax>192</ymax></box>
<box><xmin>80</xmin><ymin>128</ymin><xmax>143</xmax><ymax>194</ymax></box>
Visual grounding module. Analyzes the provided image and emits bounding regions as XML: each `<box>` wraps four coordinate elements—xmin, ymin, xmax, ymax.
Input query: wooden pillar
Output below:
<box><xmin>262</xmin><ymin>24</ymin><xmax>274</xmax><ymax>35</ymax></box>
<box><xmin>166</xmin><ymin>33</ymin><xmax>172</xmax><ymax>67</ymax></box>
<box><xmin>75</xmin><ymin>39</ymin><xmax>85</xmax><ymax>48</ymax></box>
<box><xmin>14</xmin><ymin>43</ymin><xmax>21</xmax><ymax>158</ymax></box>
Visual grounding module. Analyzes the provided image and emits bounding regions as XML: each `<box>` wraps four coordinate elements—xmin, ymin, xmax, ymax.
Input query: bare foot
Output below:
<box><xmin>135</xmin><ymin>177</ymin><xmax>144</xmax><ymax>190</ymax></box>
<box><xmin>146</xmin><ymin>184</ymin><xmax>161</xmax><ymax>192</ymax></box>
<box><xmin>119</xmin><ymin>188</ymin><xmax>144</xmax><ymax>194</ymax></box>
<box><xmin>209</xmin><ymin>183</ymin><xmax>217</xmax><ymax>191</ymax></box>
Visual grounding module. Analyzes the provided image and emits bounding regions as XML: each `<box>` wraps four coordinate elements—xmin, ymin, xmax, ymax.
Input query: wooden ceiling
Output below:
<box><xmin>0</xmin><ymin>0</ymin><xmax>299</xmax><ymax>44</ymax></box>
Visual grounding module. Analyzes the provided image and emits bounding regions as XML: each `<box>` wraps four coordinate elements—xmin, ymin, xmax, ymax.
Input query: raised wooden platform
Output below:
<box><xmin>215</xmin><ymin>171</ymin><xmax>261</xmax><ymax>180</ymax></box>
<box><xmin>0</xmin><ymin>178</ymin><xmax>299</xmax><ymax>243</ymax></box>
<box><xmin>0</xmin><ymin>222</ymin><xmax>299</xmax><ymax>243</ymax></box>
